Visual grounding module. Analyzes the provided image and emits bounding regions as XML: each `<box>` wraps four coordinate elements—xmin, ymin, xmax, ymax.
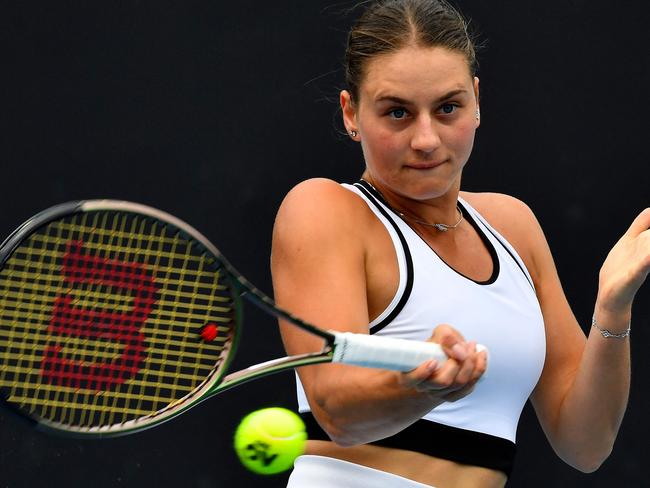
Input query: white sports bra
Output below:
<box><xmin>295</xmin><ymin>180</ymin><xmax>546</xmax><ymax>474</ymax></box>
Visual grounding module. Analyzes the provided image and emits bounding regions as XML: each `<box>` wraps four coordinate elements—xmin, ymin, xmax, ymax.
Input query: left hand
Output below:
<box><xmin>597</xmin><ymin>207</ymin><xmax>650</xmax><ymax>314</ymax></box>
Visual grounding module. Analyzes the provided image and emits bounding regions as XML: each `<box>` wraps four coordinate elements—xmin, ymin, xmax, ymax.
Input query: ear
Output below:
<box><xmin>340</xmin><ymin>90</ymin><xmax>359</xmax><ymax>138</ymax></box>
<box><xmin>473</xmin><ymin>77</ymin><xmax>481</xmax><ymax>128</ymax></box>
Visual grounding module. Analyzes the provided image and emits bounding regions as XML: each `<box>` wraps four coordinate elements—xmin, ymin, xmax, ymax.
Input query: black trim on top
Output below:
<box><xmin>357</xmin><ymin>181</ymin><xmax>499</xmax><ymax>286</ymax></box>
<box><xmin>470</xmin><ymin>211</ymin><xmax>535</xmax><ymax>291</ymax></box>
<box><xmin>301</xmin><ymin>412</ymin><xmax>516</xmax><ymax>476</ymax></box>
<box><xmin>354</xmin><ymin>181</ymin><xmax>414</xmax><ymax>335</ymax></box>
<box><xmin>456</xmin><ymin>200</ymin><xmax>500</xmax><ymax>285</ymax></box>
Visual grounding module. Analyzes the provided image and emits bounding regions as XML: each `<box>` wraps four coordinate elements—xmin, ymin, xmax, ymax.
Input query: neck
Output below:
<box><xmin>361</xmin><ymin>174</ymin><xmax>462</xmax><ymax>226</ymax></box>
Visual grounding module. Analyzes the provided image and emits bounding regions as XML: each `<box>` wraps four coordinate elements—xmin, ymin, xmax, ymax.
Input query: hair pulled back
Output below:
<box><xmin>344</xmin><ymin>0</ymin><xmax>478</xmax><ymax>101</ymax></box>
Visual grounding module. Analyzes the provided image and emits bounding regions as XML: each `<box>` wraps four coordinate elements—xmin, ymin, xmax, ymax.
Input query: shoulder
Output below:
<box><xmin>272</xmin><ymin>178</ymin><xmax>374</xmax><ymax>257</ymax></box>
<box><xmin>460</xmin><ymin>191</ymin><xmax>548</xmax><ymax>282</ymax></box>
<box><xmin>274</xmin><ymin>178</ymin><xmax>372</xmax><ymax>234</ymax></box>
<box><xmin>460</xmin><ymin>191</ymin><xmax>538</xmax><ymax>228</ymax></box>
<box><xmin>278</xmin><ymin>178</ymin><xmax>359</xmax><ymax>211</ymax></box>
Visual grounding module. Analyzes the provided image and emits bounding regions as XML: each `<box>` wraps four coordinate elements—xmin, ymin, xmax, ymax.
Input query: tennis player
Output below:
<box><xmin>271</xmin><ymin>1</ymin><xmax>649</xmax><ymax>486</ymax></box>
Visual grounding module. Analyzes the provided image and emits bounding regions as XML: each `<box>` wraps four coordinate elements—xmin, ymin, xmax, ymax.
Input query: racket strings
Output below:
<box><xmin>0</xmin><ymin>210</ymin><xmax>236</xmax><ymax>430</ymax></box>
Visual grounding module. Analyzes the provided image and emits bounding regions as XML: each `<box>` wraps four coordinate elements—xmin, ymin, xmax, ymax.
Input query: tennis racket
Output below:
<box><xmin>0</xmin><ymin>200</ymin><xmax>479</xmax><ymax>437</ymax></box>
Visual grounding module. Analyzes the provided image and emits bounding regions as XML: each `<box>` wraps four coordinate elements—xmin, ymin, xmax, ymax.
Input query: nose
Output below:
<box><xmin>410</xmin><ymin>116</ymin><xmax>441</xmax><ymax>154</ymax></box>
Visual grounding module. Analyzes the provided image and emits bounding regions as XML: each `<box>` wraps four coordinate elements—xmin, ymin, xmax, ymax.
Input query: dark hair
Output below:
<box><xmin>344</xmin><ymin>0</ymin><xmax>478</xmax><ymax>101</ymax></box>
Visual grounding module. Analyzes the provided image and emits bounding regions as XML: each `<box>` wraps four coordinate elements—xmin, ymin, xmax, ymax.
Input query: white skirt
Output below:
<box><xmin>286</xmin><ymin>455</ymin><xmax>435</xmax><ymax>488</ymax></box>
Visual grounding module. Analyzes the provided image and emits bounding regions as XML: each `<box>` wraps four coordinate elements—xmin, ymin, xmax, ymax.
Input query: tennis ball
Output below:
<box><xmin>233</xmin><ymin>407</ymin><xmax>307</xmax><ymax>475</ymax></box>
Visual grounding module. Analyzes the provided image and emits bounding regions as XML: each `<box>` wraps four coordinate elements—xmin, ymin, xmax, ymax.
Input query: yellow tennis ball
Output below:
<box><xmin>233</xmin><ymin>407</ymin><xmax>307</xmax><ymax>475</ymax></box>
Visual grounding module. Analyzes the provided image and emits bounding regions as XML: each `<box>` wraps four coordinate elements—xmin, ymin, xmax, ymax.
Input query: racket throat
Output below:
<box><xmin>217</xmin><ymin>351</ymin><xmax>334</xmax><ymax>393</ymax></box>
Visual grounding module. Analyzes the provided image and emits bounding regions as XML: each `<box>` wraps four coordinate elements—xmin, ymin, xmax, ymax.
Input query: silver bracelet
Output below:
<box><xmin>591</xmin><ymin>316</ymin><xmax>631</xmax><ymax>339</ymax></box>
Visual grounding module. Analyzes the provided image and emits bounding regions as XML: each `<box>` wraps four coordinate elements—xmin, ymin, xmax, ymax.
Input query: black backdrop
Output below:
<box><xmin>1</xmin><ymin>1</ymin><xmax>648</xmax><ymax>486</ymax></box>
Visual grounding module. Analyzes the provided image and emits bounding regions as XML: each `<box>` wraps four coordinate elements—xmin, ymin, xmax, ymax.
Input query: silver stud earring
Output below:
<box><xmin>475</xmin><ymin>109</ymin><xmax>480</xmax><ymax>119</ymax></box>
<box><xmin>350</xmin><ymin>130</ymin><xmax>358</xmax><ymax>138</ymax></box>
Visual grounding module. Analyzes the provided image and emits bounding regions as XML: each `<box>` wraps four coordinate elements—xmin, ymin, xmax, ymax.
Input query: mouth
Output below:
<box><xmin>404</xmin><ymin>159</ymin><xmax>447</xmax><ymax>170</ymax></box>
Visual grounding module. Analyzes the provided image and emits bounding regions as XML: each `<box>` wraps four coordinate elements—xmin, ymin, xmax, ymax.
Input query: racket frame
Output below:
<box><xmin>0</xmin><ymin>200</ymin><xmax>338</xmax><ymax>437</ymax></box>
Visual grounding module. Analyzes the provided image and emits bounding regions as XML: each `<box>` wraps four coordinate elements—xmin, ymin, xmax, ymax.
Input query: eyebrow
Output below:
<box><xmin>375</xmin><ymin>89</ymin><xmax>469</xmax><ymax>105</ymax></box>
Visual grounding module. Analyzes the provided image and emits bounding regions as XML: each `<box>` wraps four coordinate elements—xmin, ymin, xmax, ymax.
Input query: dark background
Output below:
<box><xmin>1</xmin><ymin>1</ymin><xmax>648</xmax><ymax>486</ymax></box>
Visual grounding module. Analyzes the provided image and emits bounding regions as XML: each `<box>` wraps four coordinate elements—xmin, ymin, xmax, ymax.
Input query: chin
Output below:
<box><xmin>407</xmin><ymin>178</ymin><xmax>459</xmax><ymax>201</ymax></box>
<box><xmin>395</xmin><ymin>185</ymin><xmax>447</xmax><ymax>202</ymax></box>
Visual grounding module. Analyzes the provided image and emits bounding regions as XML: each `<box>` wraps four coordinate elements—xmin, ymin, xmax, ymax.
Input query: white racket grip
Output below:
<box><xmin>331</xmin><ymin>332</ymin><xmax>487</xmax><ymax>371</ymax></box>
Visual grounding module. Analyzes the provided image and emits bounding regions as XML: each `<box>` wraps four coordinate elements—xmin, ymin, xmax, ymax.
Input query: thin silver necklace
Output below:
<box><xmin>397</xmin><ymin>205</ymin><xmax>463</xmax><ymax>232</ymax></box>
<box><xmin>362</xmin><ymin>179</ymin><xmax>464</xmax><ymax>232</ymax></box>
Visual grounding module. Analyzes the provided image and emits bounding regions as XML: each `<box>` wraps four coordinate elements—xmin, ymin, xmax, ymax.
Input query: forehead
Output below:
<box><xmin>361</xmin><ymin>45</ymin><xmax>473</xmax><ymax>100</ymax></box>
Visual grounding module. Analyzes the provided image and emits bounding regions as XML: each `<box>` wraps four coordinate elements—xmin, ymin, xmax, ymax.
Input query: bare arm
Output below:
<box><xmin>271</xmin><ymin>179</ymin><xmax>486</xmax><ymax>446</ymax></box>
<box><xmin>491</xmin><ymin>197</ymin><xmax>649</xmax><ymax>472</ymax></box>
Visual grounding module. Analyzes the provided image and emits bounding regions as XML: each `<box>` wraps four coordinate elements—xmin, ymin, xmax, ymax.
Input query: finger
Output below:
<box><xmin>450</xmin><ymin>342</ymin><xmax>470</xmax><ymax>362</ymax></box>
<box><xmin>453</xmin><ymin>342</ymin><xmax>480</xmax><ymax>384</ymax></box>
<box><xmin>430</xmin><ymin>324</ymin><xmax>468</xmax><ymax>361</ymax></box>
<box><xmin>431</xmin><ymin>345</ymin><xmax>485</xmax><ymax>393</ymax></box>
<box><xmin>399</xmin><ymin>359</ymin><xmax>439</xmax><ymax>389</ymax></box>
<box><xmin>422</xmin><ymin>357</ymin><xmax>463</xmax><ymax>392</ymax></box>
<box><xmin>472</xmin><ymin>350</ymin><xmax>488</xmax><ymax>382</ymax></box>
<box><xmin>625</xmin><ymin>207</ymin><xmax>650</xmax><ymax>238</ymax></box>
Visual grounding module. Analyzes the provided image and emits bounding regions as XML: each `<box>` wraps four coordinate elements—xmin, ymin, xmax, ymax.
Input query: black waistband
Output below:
<box><xmin>301</xmin><ymin>412</ymin><xmax>516</xmax><ymax>476</ymax></box>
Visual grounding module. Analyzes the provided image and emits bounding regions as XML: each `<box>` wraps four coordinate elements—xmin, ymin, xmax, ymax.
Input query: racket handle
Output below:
<box><xmin>332</xmin><ymin>332</ymin><xmax>487</xmax><ymax>371</ymax></box>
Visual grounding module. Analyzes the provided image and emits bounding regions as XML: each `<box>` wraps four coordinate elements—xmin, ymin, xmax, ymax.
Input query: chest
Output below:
<box><xmin>364</xmin><ymin>218</ymin><xmax>496</xmax><ymax>324</ymax></box>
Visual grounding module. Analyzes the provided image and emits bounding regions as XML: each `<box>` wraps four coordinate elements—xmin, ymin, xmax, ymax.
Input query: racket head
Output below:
<box><xmin>0</xmin><ymin>200</ymin><xmax>243</xmax><ymax>436</ymax></box>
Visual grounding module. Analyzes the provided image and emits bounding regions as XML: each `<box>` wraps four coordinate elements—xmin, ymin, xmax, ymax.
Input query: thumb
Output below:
<box><xmin>624</xmin><ymin>208</ymin><xmax>650</xmax><ymax>238</ymax></box>
<box><xmin>431</xmin><ymin>324</ymin><xmax>468</xmax><ymax>361</ymax></box>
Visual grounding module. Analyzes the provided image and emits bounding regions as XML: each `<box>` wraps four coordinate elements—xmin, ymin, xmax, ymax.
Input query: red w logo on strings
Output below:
<box><xmin>41</xmin><ymin>241</ymin><xmax>159</xmax><ymax>391</ymax></box>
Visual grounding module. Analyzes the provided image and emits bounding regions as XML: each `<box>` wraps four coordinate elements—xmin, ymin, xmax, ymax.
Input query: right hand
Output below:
<box><xmin>398</xmin><ymin>324</ymin><xmax>487</xmax><ymax>402</ymax></box>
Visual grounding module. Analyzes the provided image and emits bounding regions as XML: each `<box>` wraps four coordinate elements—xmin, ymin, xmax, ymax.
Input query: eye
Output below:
<box><xmin>388</xmin><ymin>108</ymin><xmax>408</xmax><ymax>119</ymax></box>
<box><xmin>439</xmin><ymin>103</ymin><xmax>458</xmax><ymax>115</ymax></box>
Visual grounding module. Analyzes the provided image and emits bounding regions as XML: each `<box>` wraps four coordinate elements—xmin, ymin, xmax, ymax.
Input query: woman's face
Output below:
<box><xmin>342</xmin><ymin>45</ymin><xmax>480</xmax><ymax>202</ymax></box>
